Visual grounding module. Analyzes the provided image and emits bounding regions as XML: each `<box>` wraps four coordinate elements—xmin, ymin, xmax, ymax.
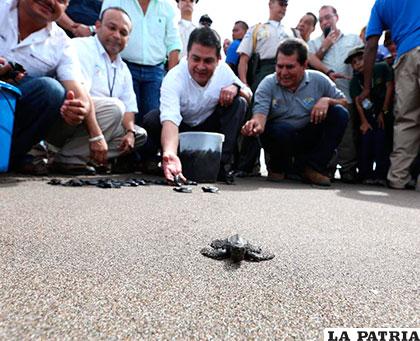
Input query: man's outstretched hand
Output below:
<box><xmin>162</xmin><ymin>151</ymin><xmax>186</xmax><ymax>183</ymax></box>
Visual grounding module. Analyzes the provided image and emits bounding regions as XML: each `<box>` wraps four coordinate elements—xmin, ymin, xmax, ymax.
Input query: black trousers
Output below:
<box><xmin>141</xmin><ymin>97</ymin><xmax>248</xmax><ymax>166</ymax></box>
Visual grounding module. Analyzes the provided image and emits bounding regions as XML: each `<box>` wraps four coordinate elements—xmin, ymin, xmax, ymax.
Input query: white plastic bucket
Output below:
<box><xmin>179</xmin><ymin>132</ymin><xmax>225</xmax><ymax>182</ymax></box>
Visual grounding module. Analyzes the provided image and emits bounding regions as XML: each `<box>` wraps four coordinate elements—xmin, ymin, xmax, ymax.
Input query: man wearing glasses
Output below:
<box><xmin>308</xmin><ymin>5</ymin><xmax>362</xmax><ymax>183</ymax></box>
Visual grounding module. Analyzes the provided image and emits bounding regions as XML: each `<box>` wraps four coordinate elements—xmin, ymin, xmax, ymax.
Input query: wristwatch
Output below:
<box><xmin>126</xmin><ymin>129</ymin><xmax>136</xmax><ymax>138</ymax></box>
<box><xmin>232</xmin><ymin>83</ymin><xmax>241</xmax><ymax>94</ymax></box>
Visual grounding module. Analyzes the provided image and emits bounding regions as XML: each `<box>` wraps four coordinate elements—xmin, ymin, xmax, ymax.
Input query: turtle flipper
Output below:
<box><xmin>247</xmin><ymin>243</ymin><xmax>262</xmax><ymax>253</ymax></box>
<box><xmin>200</xmin><ymin>247</ymin><xmax>228</xmax><ymax>260</ymax></box>
<box><xmin>245</xmin><ymin>250</ymin><xmax>275</xmax><ymax>262</ymax></box>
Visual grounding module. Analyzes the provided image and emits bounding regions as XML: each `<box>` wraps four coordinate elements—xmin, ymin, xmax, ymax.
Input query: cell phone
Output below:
<box><xmin>3</xmin><ymin>62</ymin><xmax>26</xmax><ymax>81</ymax></box>
<box><xmin>323</xmin><ymin>26</ymin><xmax>331</xmax><ymax>37</ymax></box>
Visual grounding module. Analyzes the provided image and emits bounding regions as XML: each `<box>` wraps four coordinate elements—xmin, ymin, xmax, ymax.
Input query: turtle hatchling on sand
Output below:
<box><xmin>200</xmin><ymin>234</ymin><xmax>275</xmax><ymax>262</ymax></box>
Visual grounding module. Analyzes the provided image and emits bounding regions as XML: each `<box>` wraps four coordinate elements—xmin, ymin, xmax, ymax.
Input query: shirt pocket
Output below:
<box><xmin>148</xmin><ymin>16</ymin><xmax>167</xmax><ymax>39</ymax></box>
<box><xmin>28</xmin><ymin>50</ymin><xmax>55</xmax><ymax>75</ymax></box>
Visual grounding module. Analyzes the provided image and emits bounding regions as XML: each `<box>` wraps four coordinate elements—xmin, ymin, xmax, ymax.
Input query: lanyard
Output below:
<box><xmin>106</xmin><ymin>64</ymin><xmax>117</xmax><ymax>97</ymax></box>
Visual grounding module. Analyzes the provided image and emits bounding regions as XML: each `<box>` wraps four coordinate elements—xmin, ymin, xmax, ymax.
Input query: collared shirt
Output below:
<box><xmin>101</xmin><ymin>0</ymin><xmax>181</xmax><ymax>65</ymax></box>
<box><xmin>160</xmin><ymin>59</ymin><xmax>250</xmax><ymax>127</ymax></box>
<box><xmin>71</xmin><ymin>36</ymin><xmax>138</xmax><ymax>113</ymax></box>
<box><xmin>366</xmin><ymin>0</ymin><xmax>420</xmax><ymax>59</ymax></box>
<box><xmin>0</xmin><ymin>0</ymin><xmax>81</xmax><ymax>81</ymax></box>
<box><xmin>253</xmin><ymin>70</ymin><xmax>345</xmax><ymax>129</ymax></box>
<box><xmin>308</xmin><ymin>33</ymin><xmax>362</xmax><ymax>102</ymax></box>
<box><xmin>178</xmin><ymin>19</ymin><xmax>196</xmax><ymax>58</ymax></box>
<box><xmin>237</xmin><ymin>21</ymin><xmax>296</xmax><ymax>60</ymax></box>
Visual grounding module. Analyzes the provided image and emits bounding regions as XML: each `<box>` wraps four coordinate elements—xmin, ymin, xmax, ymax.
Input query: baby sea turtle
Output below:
<box><xmin>202</xmin><ymin>186</ymin><xmax>219</xmax><ymax>193</ymax></box>
<box><xmin>173</xmin><ymin>186</ymin><xmax>192</xmax><ymax>193</ymax></box>
<box><xmin>200</xmin><ymin>234</ymin><xmax>275</xmax><ymax>262</ymax></box>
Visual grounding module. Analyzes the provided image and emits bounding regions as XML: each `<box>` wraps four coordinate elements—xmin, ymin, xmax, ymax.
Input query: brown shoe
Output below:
<box><xmin>266</xmin><ymin>171</ymin><xmax>285</xmax><ymax>182</ymax></box>
<box><xmin>302</xmin><ymin>167</ymin><xmax>331</xmax><ymax>186</ymax></box>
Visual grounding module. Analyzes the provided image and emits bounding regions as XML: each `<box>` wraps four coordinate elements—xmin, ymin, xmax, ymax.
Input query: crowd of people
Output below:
<box><xmin>0</xmin><ymin>0</ymin><xmax>419</xmax><ymax>190</ymax></box>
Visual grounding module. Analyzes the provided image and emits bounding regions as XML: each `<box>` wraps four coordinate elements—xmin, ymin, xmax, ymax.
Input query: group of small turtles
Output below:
<box><xmin>47</xmin><ymin>176</ymin><xmax>219</xmax><ymax>193</ymax></box>
<box><xmin>47</xmin><ymin>178</ymin><xmax>273</xmax><ymax>263</ymax></box>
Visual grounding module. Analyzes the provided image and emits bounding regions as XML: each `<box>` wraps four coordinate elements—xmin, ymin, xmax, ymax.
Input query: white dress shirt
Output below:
<box><xmin>0</xmin><ymin>0</ymin><xmax>81</xmax><ymax>81</ymax></box>
<box><xmin>72</xmin><ymin>36</ymin><xmax>138</xmax><ymax>113</ymax></box>
<box><xmin>178</xmin><ymin>19</ymin><xmax>196</xmax><ymax>58</ymax></box>
<box><xmin>160</xmin><ymin>59</ymin><xmax>250</xmax><ymax>127</ymax></box>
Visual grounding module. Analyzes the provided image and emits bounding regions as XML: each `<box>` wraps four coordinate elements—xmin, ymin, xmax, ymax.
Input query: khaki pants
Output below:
<box><xmin>54</xmin><ymin>97</ymin><xmax>147</xmax><ymax>165</ymax></box>
<box><xmin>388</xmin><ymin>47</ymin><xmax>420</xmax><ymax>188</ymax></box>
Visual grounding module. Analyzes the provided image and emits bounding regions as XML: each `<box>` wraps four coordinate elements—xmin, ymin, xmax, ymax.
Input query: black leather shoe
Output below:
<box><xmin>50</xmin><ymin>162</ymin><xmax>96</xmax><ymax>176</ymax></box>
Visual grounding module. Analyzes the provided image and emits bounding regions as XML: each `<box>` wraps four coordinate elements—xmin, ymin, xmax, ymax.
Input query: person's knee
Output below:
<box><xmin>328</xmin><ymin>105</ymin><xmax>349</xmax><ymax>128</ymax></box>
<box><xmin>36</xmin><ymin>77</ymin><xmax>66</xmax><ymax>109</ymax></box>
<box><xmin>133</xmin><ymin>125</ymin><xmax>148</xmax><ymax>149</ymax></box>
<box><xmin>107</xmin><ymin>98</ymin><xmax>125</xmax><ymax>120</ymax></box>
<box><xmin>262</xmin><ymin>121</ymin><xmax>295</xmax><ymax>148</ymax></box>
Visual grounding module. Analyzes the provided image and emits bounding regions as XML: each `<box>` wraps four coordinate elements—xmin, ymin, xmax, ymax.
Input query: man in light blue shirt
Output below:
<box><xmin>361</xmin><ymin>0</ymin><xmax>420</xmax><ymax>189</ymax></box>
<box><xmin>101</xmin><ymin>0</ymin><xmax>181</xmax><ymax>122</ymax></box>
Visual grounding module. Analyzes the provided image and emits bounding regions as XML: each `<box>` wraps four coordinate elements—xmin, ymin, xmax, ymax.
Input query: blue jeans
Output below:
<box><xmin>260</xmin><ymin>105</ymin><xmax>349</xmax><ymax>173</ymax></box>
<box><xmin>125</xmin><ymin>61</ymin><xmax>165</xmax><ymax>124</ymax></box>
<box><xmin>358</xmin><ymin>114</ymin><xmax>388</xmax><ymax>180</ymax></box>
<box><xmin>10</xmin><ymin>77</ymin><xmax>67</xmax><ymax>167</ymax></box>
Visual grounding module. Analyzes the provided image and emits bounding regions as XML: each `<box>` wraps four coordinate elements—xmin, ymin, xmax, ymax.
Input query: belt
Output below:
<box><xmin>259</xmin><ymin>58</ymin><xmax>276</xmax><ymax>66</ymax></box>
<box><xmin>124</xmin><ymin>60</ymin><xmax>164</xmax><ymax>68</ymax></box>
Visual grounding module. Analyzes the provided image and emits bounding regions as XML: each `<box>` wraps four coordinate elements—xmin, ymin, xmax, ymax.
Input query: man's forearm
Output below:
<box><xmin>355</xmin><ymin>99</ymin><xmax>368</xmax><ymax>123</ymax></box>
<box><xmin>308</xmin><ymin>54</ymin><xmax>330</xmax><ymax>74</ymax></box>
<box><xmin>328</xmin><ymin>97</ymin><xmax>348</xmax><ymax>108</ymax></box>
<box><xmin>122</xmin><ymin>112</ymin><xmax>135</xmax><ymax>131</ymax></box>
<box><xmin>167</xmin><ymin>50</ymin><xmax>180</xmax><ymax>70</ymax></box>
<box><xmin>57</xmin><ymin>13</ymin><xmax>75</xmax><ymax>31</ymax></box>
<box><xmin>238</xmin><ymin>54</ymin><xmax>249</xmax><ymax>85</ymax></box>
<box><xmin>84</xmin><ymin>97</ymin><xmax>102</xmax><ymax>137</ymax></box>
<box><xmin>161</xmin><ymin>120</ymin><xmax>179</xmax><ymax>154</ymax></box>
<box><xmin>363</xmin><ymin>36</ymin><xmax>380</xmax><ymax>93</ymax></box>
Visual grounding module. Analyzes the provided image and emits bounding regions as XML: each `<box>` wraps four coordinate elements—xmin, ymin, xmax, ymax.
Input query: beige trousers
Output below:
<box><xmin>388</xmin><ymin>47</ymin><xmax>420</xmax><ymax>188</ymax></box>
<box><xmin>54</xmin><ymin>97</ymin><xmax>147</xmax><ymax>165</ymax></box>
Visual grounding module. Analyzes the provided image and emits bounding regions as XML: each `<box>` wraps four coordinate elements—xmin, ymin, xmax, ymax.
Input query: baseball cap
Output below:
<box><xmin>344</xmin><ymin>45</ymin><xmax>365</xmax><ymax>64</ymax></box>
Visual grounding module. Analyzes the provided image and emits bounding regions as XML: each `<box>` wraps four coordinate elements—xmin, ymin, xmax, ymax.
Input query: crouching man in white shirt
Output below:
<box><xmin>51</xmin><ymin>7</ymin><xmax>147</xmax><ymax>175</ymax></box>
<box><xmin>141</xmin><ymin>27</ymin><xmax>252</xmax><ymax>183</ymax></box>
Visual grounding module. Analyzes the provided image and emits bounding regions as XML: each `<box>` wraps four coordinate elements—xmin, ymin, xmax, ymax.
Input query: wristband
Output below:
<box><xmin>89</xmin><ymin>134</ymin><xmax>104</xmax><ymax>143</ymax></box>
<box><xmin>89</xmin><ymin>25</ymin><xmax>96</xmax><ymax>34</ymax></box>
<box><xmin>326</xmin><ymin>69</ymin><xmax>335</xmax><ymax>76</ymax></box>
<box><xmin>126</xmin><ymin>129</ymin><xmax>136</xmax><ymax>138</ymax></box>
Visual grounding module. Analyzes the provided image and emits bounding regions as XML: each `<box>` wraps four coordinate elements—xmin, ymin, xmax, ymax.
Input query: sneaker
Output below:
<box><xmin>50</xmin><ymin>162</ymin><xmax>96</xmax><ymax>176</ymax></box>
<box><xmin>266</xmin><ymin>171</ymin><xmax>285</xmax><ymax>182</ymax></box>
<box><xmin>301</xmin><ymin>167</ymin><xmax>331</xmax><ymax>187</ymax></box>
